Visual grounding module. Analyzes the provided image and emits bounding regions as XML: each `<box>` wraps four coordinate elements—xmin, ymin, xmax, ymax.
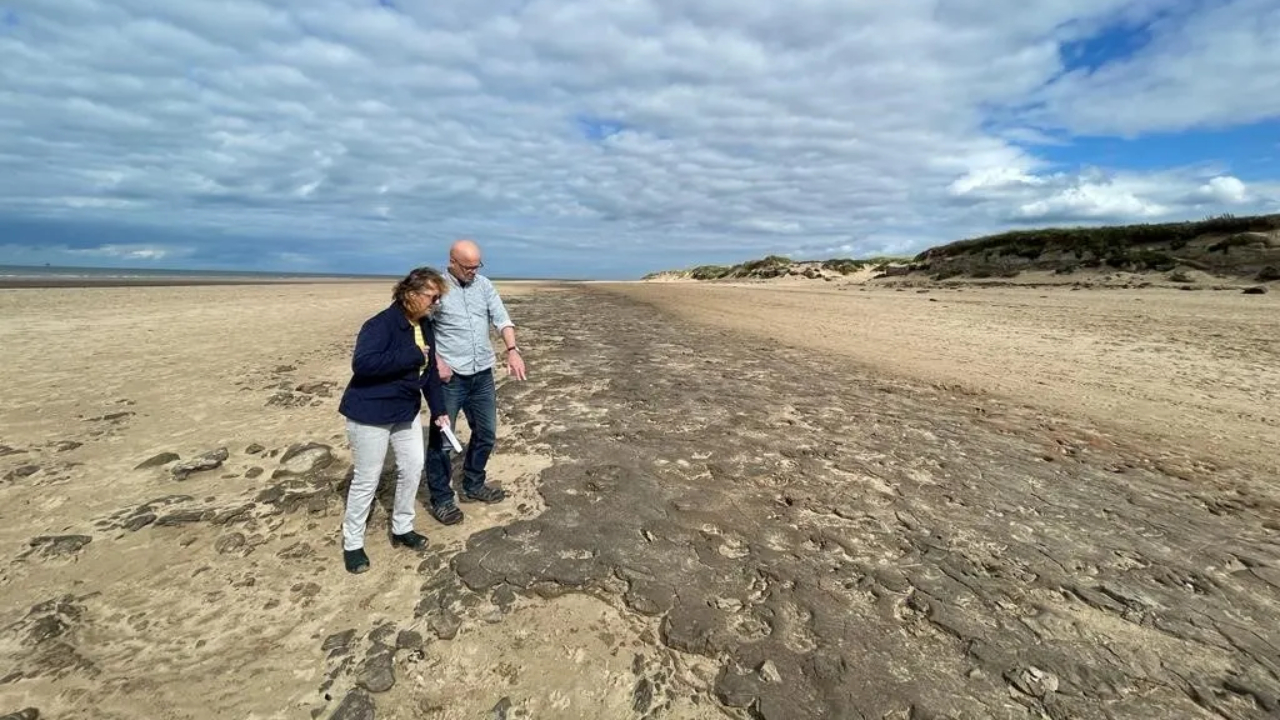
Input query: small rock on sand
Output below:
<box><xmin>1005</xmin><ymin>665</ymin><xmax>1060</xmax><ymax>698</ymax></box>
<box><xmin>171</xmin><ymin>448</ymin><xmax>229</xmax><ymax>480</ymax></box>
<box><xmin>429</xmin><ymin>609</ymin><xmax>460</xmax><ymax>640</ymax></box>
<box><xmin>22</xmin><ymin>535</ymin><xmax>92</xmax><ymax>560</ymax></box>
<box><xmin>327</xmin><ymin>690</ymin><xmax>374</xmax><ymax>720</ymax></box>
<box><xmin>273</xmin><ymin>443</ymin><xmax>334</xmax><ymax>477</ymax></box>
<box><xmin>85</xmin><ymin>411</ymin><xmax>134</xmax><ymax>423</ymax></box>
<box><xmin>632</xmin><ymin>678</ymin><xmax>654</xmax><ymax>713</ymax></box>
<box><xmin>395</xmin><ymin>630</ymin><xmax>423</xmax><ymax>651</ymax></box>
<box><xmin>356</xmin><ymin>651</ymin><xmax>395</xmax><ymax>693</ymax></box>
<box><xmin>4</xmin><ymin>465</ymin><xmax>40</xmax><ymax>481</ymax></box>
<box><xmin>296</xmin><ymin>381</ymin><xmax>337</xmax><ymax>397</ymax></box>
<box><xmin>136</xmin><ymin>452</ymin><xmax>181</xmax><ymax>470</ymax></box>
<box><xmin>322</xmin><ymin>629</ymin><xmax>356</xmax><ymax>653</ymax></box>
<box><xmin>214</xmin><ymin>533</ymin><xmax>246</xmax><ymax>555</ymax></box>
<box><xmin>123</xmin><ymin>513</ymin><xmax>156</xmax><ymax>531</ymax></box>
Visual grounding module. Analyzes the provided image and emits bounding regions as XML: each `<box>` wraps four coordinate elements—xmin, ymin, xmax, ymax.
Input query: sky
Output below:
<box><xmin>0</xmin><ymin>0</ymin><xmax>1277</xmax><ymax>279</ymax></box>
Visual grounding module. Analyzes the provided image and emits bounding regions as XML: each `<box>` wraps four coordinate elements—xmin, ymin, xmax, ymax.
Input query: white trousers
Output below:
<box><xmin>343</xmin><ymin>415</ymin><xmax>424</xmax><ymax>551</ymax></box>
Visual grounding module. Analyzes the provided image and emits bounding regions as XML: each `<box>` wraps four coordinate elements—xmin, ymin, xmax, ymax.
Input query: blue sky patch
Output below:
<box><xmin>575</xmin><ymin>115</ymin><xmax>627</xmax><ymax>142</ymax></box>
<box><xmin>1031</xmin><ymin>118</ymin><xmax>1280</xmax><ymax>180</ymax></box>
<box><xmin>2</xmin><ymin>9</ymin><xmax>19</xmax><ymax>28</ymax></box>
<box><xmin>1058</xmin><ymin>19</ymin><xmax>1154</xmax><ymax>74</ymax></box>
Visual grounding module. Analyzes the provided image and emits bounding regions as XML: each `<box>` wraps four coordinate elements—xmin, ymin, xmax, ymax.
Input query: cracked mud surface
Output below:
<box><xmin>451</xmin><ymin>286</ymin><xmax>1280</xmax><ymax>720</ymax></box>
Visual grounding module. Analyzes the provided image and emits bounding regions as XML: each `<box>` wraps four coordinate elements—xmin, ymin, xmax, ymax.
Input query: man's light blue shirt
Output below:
<box><xmin>433</xmin><ymin>272</ymin><xmax>514</xmax><ymax>375</ymax></box>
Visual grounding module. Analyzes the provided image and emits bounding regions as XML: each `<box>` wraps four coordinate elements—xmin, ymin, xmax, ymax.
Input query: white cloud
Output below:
<box><xmin>1196</xmin><ymin>176</ymin><xmax>1249</xmax><ymax>204</ymax></box>
<box><xmin>948</xmin><ymin>166</ymin><xmax>1048</xmax><ymax>197</ymax></box>
<box><xmin>0</xmin><ymin>0</ymin><xmax>1276</xmax><ymax>277</ymax></box>
<box><xmin>1015</xmin><ymin>183</ymin><xmax>1168</xmax><ymax>222</ymax></box>
<box><xmin>945</xmin><ymin>163</ymin><xmax>1278</xmax><ymax>224</ymax></box>
<box><xmin>66</xmin><ymin>244</ymin><xmax>185</xmax><ymax>260</ymax></box>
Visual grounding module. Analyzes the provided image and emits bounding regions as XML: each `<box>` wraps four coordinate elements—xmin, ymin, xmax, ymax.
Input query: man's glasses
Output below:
<box><xmin>454</xmin><ymin>259</ymin><xmax>484</xmax><ymax>271</ymax></box>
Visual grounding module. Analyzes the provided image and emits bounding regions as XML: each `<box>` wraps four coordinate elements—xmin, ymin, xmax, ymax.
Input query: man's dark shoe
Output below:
<box><xmin>344</xmin><ymin>548</ymin><xmax>370</xmax><ymax>574</ymax></box>
<box><xmin>459</xmin><ymin>484</ymin><xmax>506</xmax><ymax>504</ymax></box>
<box><xmin>430</xmin><ymin>501</ymin><xmax>464</xmax><ymax>525</ymax></box>
<box><xmin>390</xmin><ymin>530</ymin><xmax>429</xmax><ymax>550</ymax></box>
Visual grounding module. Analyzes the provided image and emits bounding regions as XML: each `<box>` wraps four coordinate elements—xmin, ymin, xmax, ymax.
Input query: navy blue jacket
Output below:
<box><xmin>338</xmin><ymin>303</ymin><xmax>446</xmax><ymax>425</ymax></box>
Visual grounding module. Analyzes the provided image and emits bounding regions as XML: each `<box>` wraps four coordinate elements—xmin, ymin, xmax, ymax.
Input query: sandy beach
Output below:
<box><xmin>1</xmin><ymin>279</ymin><xmax>1278</xmax><ymax>719</ymax></box>
<box><xmin>609</xmin><ymin>280</ymin><xmax>1280</xmax><ymax>477</ymax></box>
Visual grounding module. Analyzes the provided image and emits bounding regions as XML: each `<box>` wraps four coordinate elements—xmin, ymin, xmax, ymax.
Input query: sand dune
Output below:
<box><xmin>1</xmin><ymin>280</ymin><xmax>1277</xmax><ymax>720</ymax></box>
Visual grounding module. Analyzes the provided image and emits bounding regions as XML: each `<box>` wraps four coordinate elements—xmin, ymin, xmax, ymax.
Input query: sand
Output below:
<box><xmin>1</xmin><ymin>279</ymin><xmax>1277</xmax><ymax>720</ymax></box>
<box><xmin>606</xmin><ymin>281</ymin><xmax>1280</xmax><ymax>477</ymax></box>
<box><xmin>0</xmin><ymin>282</ymin><xmax>584</xmax><ymax>719</ymax></box>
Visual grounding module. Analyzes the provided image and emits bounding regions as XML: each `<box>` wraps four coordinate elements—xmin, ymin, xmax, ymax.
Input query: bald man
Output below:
<box><xmin>422</xmin><ymin>239</ymin><xmax>526</xmax><ymax>524</ymax></box>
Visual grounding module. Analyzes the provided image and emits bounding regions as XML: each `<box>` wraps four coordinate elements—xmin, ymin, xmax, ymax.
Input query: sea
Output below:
<box><xmin>0</xmin><ymin>264</ymin><xmax>398</xmax><ymax>288</ymax></box>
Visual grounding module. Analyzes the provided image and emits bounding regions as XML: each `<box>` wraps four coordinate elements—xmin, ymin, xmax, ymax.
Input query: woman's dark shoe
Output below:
<box><xmin>391</xmin><ymin>530</ymin><xmax>429</xmax><ymax>550</ymax></box>
<box><xmin>344</xmin><ymin>548</ymin><xmax>370</xmax><ymax>574</ymax></box>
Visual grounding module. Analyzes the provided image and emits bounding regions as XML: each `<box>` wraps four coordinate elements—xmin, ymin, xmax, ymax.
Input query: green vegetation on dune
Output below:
<box><xmin>912</xmin><ymin>213</ymin><xmax>1280</xmax><ymax>282</ymax></box>
<box><xmin>643</xmin><ymin>254</ymin><xmax>908</xmax><ymax>280</ymax></box>
<box><xmin>821</xmin><ymin>257</ymin><xmax>903</xmax><ymax>273</ymax></box>
<box><xmin>645</xmin><ymin>213</ymin><xmax>1280</xmax><ymax>284</ymax></box>
<box><xmin>916</xmin><ymin>214</ymin><xmax>1279</xmax><ymax>262</ymax></box>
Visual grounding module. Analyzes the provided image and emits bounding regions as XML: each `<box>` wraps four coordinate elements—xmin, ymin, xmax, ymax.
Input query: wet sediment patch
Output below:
<box><xmin>442</xmin><ymin>286</ymin><xmax>1280</xmax><ymax>720</ymax></box>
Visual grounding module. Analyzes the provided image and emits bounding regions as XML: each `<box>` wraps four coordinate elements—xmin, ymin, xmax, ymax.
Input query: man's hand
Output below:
<box><xmin>506</xmin><ymin>349</ymin><xmax>527</xmax><ymax>381</ymax></box>
<box><xmin>437</xmin><ymin>357</ymin><xmax>453</xmax><ymax>383</ymax></box>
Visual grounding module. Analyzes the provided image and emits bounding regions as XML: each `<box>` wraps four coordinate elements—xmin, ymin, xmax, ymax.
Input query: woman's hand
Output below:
<box><xmin>434</xmin><ymin>414</ymin><xmax>450</xmax><ymax>430</ymax></box>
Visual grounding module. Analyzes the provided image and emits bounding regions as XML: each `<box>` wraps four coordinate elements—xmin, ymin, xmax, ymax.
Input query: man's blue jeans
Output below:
<box><xmin>425</xmin><ymin>368</ymin><xmax>497</xmax><ymax>506</ymax></box>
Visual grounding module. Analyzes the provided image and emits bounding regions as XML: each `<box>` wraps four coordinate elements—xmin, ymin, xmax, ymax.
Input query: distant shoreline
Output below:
<box><xmin>0</xmin><ymin>276</ymin><xmax>393</xmax><ymax>289</ymax></box>
<box><xmin>0</xmin><ymin>264</ymin><xmax>571</xmax><ymax>289</ymax></box>
<box><xmin>0</xmin><ymin>277</ymin><xmax>578</xmax><ymax>289</ymax></box>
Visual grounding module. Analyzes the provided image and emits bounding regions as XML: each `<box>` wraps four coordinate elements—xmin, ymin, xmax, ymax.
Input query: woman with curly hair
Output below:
<box><xmin>336</xmin><ymin>266</ymin><xmax>452</xmax><ymax>574</ymax></box>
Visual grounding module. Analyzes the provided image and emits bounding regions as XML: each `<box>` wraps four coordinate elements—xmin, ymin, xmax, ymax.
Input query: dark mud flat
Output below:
<box><xmin>454</xmin><ymin>286</ymin><xmax>1279</xmax><ymax>720</ymax></box>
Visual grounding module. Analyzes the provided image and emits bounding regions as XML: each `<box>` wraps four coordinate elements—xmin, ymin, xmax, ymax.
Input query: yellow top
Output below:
<box><xmin>413</xmin><ymin>323</ymin><xmax>429</xmax><ymax>375</ymax></box>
